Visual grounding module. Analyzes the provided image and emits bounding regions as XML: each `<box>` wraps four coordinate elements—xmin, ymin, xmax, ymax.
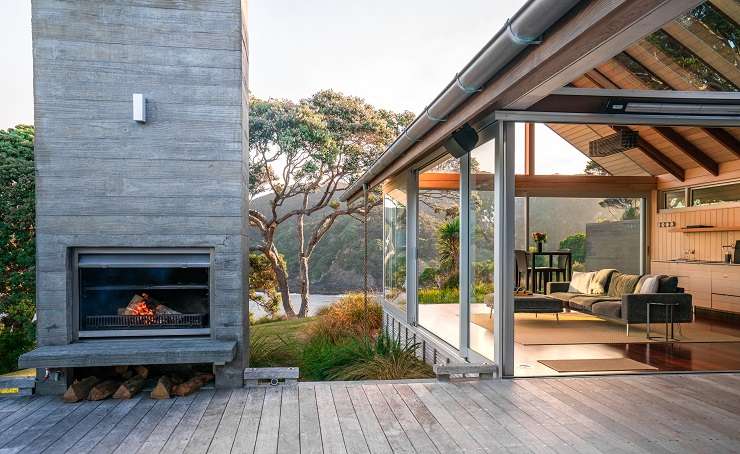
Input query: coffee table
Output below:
<box><xmin>485</xmin><ymin>293</ymin><xmax>563</xmax><ymax>320</ymax></box>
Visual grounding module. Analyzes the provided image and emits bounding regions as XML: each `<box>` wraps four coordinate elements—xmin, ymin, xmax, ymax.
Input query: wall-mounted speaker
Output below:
<box><xmin>445</xmin><ymin>123</ymin><xmax>479</xmax><ymax>158</ymax></box>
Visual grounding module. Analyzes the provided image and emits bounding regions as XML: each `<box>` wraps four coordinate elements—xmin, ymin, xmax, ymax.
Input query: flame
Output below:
<box><xmin>130</xmin><ymin>301</ymin><xmax>154</xmax><ymax>316</ymax></box>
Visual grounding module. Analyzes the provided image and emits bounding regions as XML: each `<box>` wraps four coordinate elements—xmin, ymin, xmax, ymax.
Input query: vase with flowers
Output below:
<box><xmin>532</xmin><ymin>232</ymin><xmax>547</xmax><ymax>253</ymax></box>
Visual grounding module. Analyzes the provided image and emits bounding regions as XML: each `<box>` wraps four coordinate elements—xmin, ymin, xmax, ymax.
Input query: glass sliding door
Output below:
<box><xmin>417</xmin><ymin>154</ymin><xmax>461</xmax><ymax>348</ymax></box>
<box><xmin>468</xmin><ymin>140</ymin><xmax>495</xmax><ymax>360</ymax></box>
<box><xmin>382</xmin><ymin>176</ymin><xmax>408</xmax><ymax>313</ymax></box>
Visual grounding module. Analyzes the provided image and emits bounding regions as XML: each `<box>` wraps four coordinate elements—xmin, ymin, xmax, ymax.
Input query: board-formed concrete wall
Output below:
<box><xmin>32</xmin><ymin>0</ymin><xmax>249</xmax><ymax>390</ymax></box>
<box><xmin>585</xmin><ymin>220</ymin><xmax>641</xmax><ymax>274</ymax></box>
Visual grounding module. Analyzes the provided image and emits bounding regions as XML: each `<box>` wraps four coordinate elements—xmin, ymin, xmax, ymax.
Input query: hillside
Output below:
<box><xmin>250</xmin><ymin>191</ymin><xmax>627</xmax><ymax>294</ymax></box>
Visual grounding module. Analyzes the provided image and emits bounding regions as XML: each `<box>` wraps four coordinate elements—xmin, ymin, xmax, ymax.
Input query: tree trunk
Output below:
<box><xmin>265</xmin><ymin>244</ymin><xmax>295</xmax><ymax>318</ymax></box>
<box><xmin>298</xmin><ymin>254</ymin><xmax>310</xmax><ymax>317</ymax></box>
<box><xmin>297</xmin><ymin>212</ymin><xmax>310</xmax><ymax>318</ymax></box>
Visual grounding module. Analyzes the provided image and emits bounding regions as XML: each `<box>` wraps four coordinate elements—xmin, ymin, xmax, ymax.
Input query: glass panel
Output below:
<box><xmin>469</xmin><ymin>140</ymin><xmax>495</xmax><ymax>360</ymax></box>
<box><xmin>677</xmin><ymin>3</ymin><xmax>739</xmax><ymax>71</ymax></box>
<box><xmin>383</xmin><ymin>176</ymin><xmax>407</xmax><ymax>312</ymax></box>
<box><xmin>664</xmin><ymin>190</ymin><xmax>686</xmax><ymax>209</ymax></box>
<box><xmin>529</xmin><ymin>197</ymin><xmax>642</xmax><ymax>277</ymax></box>
<box><xmin>613</xmin><ymin>53</ymin><xmax>670</xmax><ymax>90</ymax></box>
<box><xmin>645</xmin><ymin>29</ymin><xmax>737</xmax><ymax>91</ymax></box>
<box><xmin>534</xmin><ymin>123</ymin><xmax>593</xmax><ymax>175</ymax></box>
<box><xmin>692</xmin><ymin>182</ymin><xmax>740</xmax><ymax>206</ymax></box>
<box><xmin>417</xmin><ymin>154</ymin><xmax>460</xmax><ymax>348</ymax></box>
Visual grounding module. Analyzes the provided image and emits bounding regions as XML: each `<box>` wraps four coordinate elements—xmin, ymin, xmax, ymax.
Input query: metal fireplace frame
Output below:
<box><xmin>73</xmin><ymin>248</ymin><xmax>215</xmax><ymax>339</ymax></box>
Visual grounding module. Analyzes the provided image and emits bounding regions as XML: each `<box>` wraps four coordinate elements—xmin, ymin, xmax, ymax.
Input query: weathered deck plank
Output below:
<box><xmin>0</xmin><ymin>375</ymin><xmax>737</xmax><ymax>453</ymax></box>
<box><xmin>161</xmin><ymin>390</ymin><xmax>215</xmax><ymax>454</ymax></box>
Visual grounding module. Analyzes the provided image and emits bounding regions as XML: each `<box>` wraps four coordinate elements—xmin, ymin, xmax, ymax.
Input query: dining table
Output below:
<box><xmin>527</xmin><ymin>250</ymin><xmax>573</xmax><ymax>293</ymax></box>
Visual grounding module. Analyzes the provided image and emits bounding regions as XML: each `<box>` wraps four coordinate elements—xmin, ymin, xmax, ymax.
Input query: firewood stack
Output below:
<box><xmin>63</xmin><ymin>366</ymin><xmax>214</xmax><ymax>402</ymax></box>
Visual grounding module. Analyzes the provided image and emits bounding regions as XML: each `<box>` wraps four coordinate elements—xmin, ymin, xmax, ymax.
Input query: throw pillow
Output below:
<box><xmin>658</xmin><ymin>276</ymin><xmax>679</xmax><ymax>293</ymax></box>
<box><xmin>588</xmin><ymin>269</ymin><xmax>616</xmax><ymax>295</ymax></box>
<box><xmin>639</xmin><ymin>276</ymin><xmax>659</xmax><ymax>294</ymax></box>
<box><xmin>568</xmin><ymin>271</ymin><xmax>594</xmax><ymax>294</ymax></box>
<box><xmin>607</xmin><ymin>273</ymin><xmax>641</xmax><ymax>297</ymax></box>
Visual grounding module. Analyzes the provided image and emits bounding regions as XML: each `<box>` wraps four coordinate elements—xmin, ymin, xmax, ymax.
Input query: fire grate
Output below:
<box><xmin>85</xmin><ymin>314</ymin><xmax>208</xmax><ymax>330</ymax></box>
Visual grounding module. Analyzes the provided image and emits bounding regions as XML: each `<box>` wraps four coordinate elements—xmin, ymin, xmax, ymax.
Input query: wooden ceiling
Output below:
<box><xmin>547</xmin><ymin>0</ymin><xmax>740</xmax><ymax>182</ymax></box>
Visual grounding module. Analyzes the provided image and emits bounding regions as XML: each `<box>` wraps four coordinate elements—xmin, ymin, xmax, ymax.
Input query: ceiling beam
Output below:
<box><xmin>704</xmin><ymin>128</ymin><xmax>740</xmax><ymax>159</ymax></box>
<box><xmin>589</xmin><ymin>65</ymin><xmax>720</xmax><ymax>176</ymax></box>
<box><xmin>653</xmin><ymin>127</ymin><xmax>719</xmax><ymax>175</ymax></box>
<box><xmin>613</xmin><ymin>126</ymin><xmax>686</xmax><ymax>181</ymax></box>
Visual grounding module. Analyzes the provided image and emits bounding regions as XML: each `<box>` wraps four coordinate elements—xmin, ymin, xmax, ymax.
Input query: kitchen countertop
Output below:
<box><xmin>653</xmin><ymin>259</ymin><xmax>740</xmax><ymax>266</ymax></box>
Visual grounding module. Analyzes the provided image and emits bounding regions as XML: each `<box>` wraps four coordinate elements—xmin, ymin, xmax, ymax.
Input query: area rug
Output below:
<box><xmin>470</xmin><ymin>312</ymin><xmax>740</xmax><ymax>345</ymax></box>
<box><xmin>539</xmin><ymin>358</ymin><xmax>658</xmax><ymax>372</ymax></box>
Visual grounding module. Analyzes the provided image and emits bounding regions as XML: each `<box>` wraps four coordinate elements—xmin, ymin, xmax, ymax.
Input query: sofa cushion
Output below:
<box><xmin>549</xmin><ymin>292</ymin><xmax>582</xmax><ymax>302</ymax></box>
<box><xmin>568</xmin><ymin>271</ymin><xmax>594</xmax><ymax>294</ymax></box>
<box><xmin>591</xmin><ymin>301</ymin><xmax>622</xmax><ymax>319</ymax></box>
<box><xmin>569</xmin><ymin>295</ymin><xmax>619</xmax><ymax>311</ymax></box>
<box><xmin>588</xmin><ymin>269</ymin><xmax>616</xmax><ymax>295</ymax></box>
<box><xmin>634</xmin><ymin>274</ymin><xmax>661</xmax><ymax>293</ymax></box>
<box><xmin>639</xmin><ymin>276</ymin><xmax>660</xmax><ymax>294</ymax></box>
<box><xmin>658</xmin><ymin>276</ymin><xmax>679</xmax><ymax>293</ymax></box>
<box><xmin>607</xmin><ymin>273</ymin><xmax>641</xmax><ymax>298</ymax></box>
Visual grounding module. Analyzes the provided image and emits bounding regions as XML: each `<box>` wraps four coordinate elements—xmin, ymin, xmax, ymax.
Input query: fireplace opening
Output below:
<box><xmin>77</xmin><ymin>251</ymin><xmax>211</xmax><ymax>337</ymax></box>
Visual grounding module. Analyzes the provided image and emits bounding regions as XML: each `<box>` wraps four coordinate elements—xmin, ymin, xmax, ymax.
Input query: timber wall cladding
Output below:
<box><xmin>652</xmin><ymin>205</ymin><xmax>740</xmax><ymax>262</ymax></box>
<box><xmin>32</xmin><ymin>0</ymin><xmax>248</xmax><ymax>384</ymax></box>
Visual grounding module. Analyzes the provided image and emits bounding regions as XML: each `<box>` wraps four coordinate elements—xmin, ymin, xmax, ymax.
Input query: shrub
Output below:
<box><xmin>307</xmin><ymin>292</ymin><xmax>382</xmax><ymax>342</ymax></box>
<box><xmin>329</xmin><ymin>335</ymin><xmax>433</xmax><ymax>381</ymax></box>
<box><xmin>0</xmin><ymin>125</ymin><xmax>36</xmax><ymax>374</ymax></box>
<box><xmin>249</xmin><ymin>331</ymin><xmax>299</xmax><ymax>368</ymax></box>
<box><xmin>301</xmin><ymin>333</ymin><xmax>432</xmax><ymax>381</ymax></box>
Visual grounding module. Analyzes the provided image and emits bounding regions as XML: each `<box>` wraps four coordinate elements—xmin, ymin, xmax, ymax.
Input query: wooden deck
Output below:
<box><xmin>0</xmin><ymin>374</ymin><xmax>739</xmax><ymax>453</ymax></box>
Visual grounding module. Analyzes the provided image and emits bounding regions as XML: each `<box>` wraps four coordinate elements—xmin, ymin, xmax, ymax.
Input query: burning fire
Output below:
<box><xmin>130</xmin><ymin>300</ymin><xmax>154</xmax><ymax>316</ymax></box>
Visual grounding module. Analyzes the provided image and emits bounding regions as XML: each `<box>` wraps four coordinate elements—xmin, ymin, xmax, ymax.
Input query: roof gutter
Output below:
<box><xmin>341</xmin><ymin>0</ymin><xmax>581</xmax><ymax>202</ymax></box>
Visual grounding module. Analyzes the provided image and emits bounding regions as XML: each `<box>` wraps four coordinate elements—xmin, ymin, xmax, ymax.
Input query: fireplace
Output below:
<box><xmin>76</xmin><ymin>250</ymin><xmax>212</xmax><ymax>338</ymax></box>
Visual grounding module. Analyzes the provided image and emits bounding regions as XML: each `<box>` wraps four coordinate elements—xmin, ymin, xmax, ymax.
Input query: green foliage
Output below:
<box><xmin>249</xmin><ymin>252</ymin><xmax>282</xmax><ymax>317</ymax></box>
<box><xmin>249</xmin><ymin>317</ymin><xmax>315</xmax><ymax>367</ymax></box>
<box><xmin>301</xmin><ymin>333</ymin><xmax>432</xmax><ymax>381</ymax></box>
<box><xmin>0</xmin><ymin>125</ymin><xmax>36</xmax><ymax>374</ymax></box>
<box><xmin>418</xmin><ymin>282</ymin><xmax>493</xmax><ymax>305</ymax></box>
<box><xmin>559</xmin><ymin>233</ymin><xmax>586</xmax><ymax>265</ymax></box>
<box><xmin>248</xmin><ymin>296</ymin><xmax>432</xmax><ymax>381</ymax></box>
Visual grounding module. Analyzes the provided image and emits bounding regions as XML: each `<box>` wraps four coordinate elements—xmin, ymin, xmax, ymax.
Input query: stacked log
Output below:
<box><xmin>113</xmin><ymin>375</ymin><xmax>146</xmax><ymax>399</ymax></box>
<box><xmin>64</xmin><ymin>365</ymin><xmax>213</xmax><ymax>401</ymax></box>
<box><xmin>172</xmin><ymin>373</ymin><xmax>214</xmax><ymax>397</ymax></box>
<box><xmin>150</xmin><ymin>376</ymin><xmax>174</xmax><ymax>400</ymax></box>
<box><xmin>88</xmin><ymin>380</ymin><xmax>121</xmax><ymax>401</ymax></box>
<box><xmin>63</xmin><ymin>376</ymin><xmax>99</xmax><ymax>403</ymax></box>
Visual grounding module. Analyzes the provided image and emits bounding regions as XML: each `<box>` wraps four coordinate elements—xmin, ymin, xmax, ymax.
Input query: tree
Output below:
<box><xmin>248</xmin><ymin>252</ymin><xmax>282</xmax><ymax>319</ymax></box>
<box><xmin>0</xmin><ymin>125</ymin><xmax>36</xmax><ymax>373</ymax></box>
<box><xmin>249</xmin><ymin>90</ymin><xmax>413</xmax><ymax>317</ymax></box>
<box><xmin>559</xmin><ymin>232</ymin><xmax>586</xmax><ymax>264</ymax></box>
<box><xmin>437</xmin><ymin>217</ymin><xmax>460</xmax><ymax>288</ymax></box>
<box><xmin>584</xmin><ymin>161</ymin><xmax>640</xmax><ymax>220</ymax></box>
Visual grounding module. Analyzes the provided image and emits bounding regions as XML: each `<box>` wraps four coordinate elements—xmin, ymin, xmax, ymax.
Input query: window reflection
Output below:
<box><xmin>645</xmin><ymin>29</ymin><xmax>737</xmax><ymax>91</ymax></box>
<box><xmin>383</xmin><ymin>178</ymin><xmax>407</xmax><ymax>311</ymax></box>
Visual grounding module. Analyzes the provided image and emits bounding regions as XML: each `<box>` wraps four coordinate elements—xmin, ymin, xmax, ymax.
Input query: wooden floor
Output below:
<box><xmin>1</xmin><ymin>375</ymin><xmax>740</xmax><ymax>453</ymax></box>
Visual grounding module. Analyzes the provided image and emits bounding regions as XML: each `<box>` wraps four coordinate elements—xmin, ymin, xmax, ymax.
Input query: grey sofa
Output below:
<box><xmin>546</xmin><ymin>270</ymin><xmax>693</xmax><ymax>335</ymax></box>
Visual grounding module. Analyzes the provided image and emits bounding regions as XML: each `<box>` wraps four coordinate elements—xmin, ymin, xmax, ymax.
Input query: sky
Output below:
<box><xmin>0</xmin><ymin>0</ymin><xmax>587</xmax><ymax>174</ymax></box>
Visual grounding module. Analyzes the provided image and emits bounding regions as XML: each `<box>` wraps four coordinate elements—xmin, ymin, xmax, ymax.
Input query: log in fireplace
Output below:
<box><xmin>76</xmin><ymin>250</ymin><xmax>212</xmax><ymax>338</ymax></box>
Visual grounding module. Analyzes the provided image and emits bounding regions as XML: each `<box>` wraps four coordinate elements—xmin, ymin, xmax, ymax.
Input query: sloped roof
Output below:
<box><xmin>548</xmin><ymin>0</ymin><xmax>739</xmax><ymax>181</ymax></box>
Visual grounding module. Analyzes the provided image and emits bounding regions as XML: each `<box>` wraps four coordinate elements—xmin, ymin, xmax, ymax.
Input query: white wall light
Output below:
<box><xmin>133</xmin><ymin>93</ymin><xmax>146</xmax><ymax>123</ymax></box>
